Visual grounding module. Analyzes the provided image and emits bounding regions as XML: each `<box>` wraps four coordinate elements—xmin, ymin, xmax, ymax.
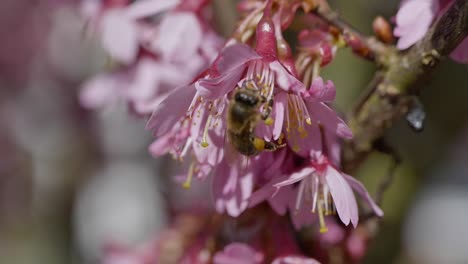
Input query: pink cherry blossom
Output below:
<box><xmin>79</xmin><ymin>0</ymin><xmax>223</xmax><ymax>114</ymax></box>
<box><xmin>212</xmin><ymin>158</ymin><xmax>255</xmax><ymax>217</ymax></box>
<box><xmin>254</xmin><ymin>76</ymin><xmax>350</xmax><ymax>158</ymax></box>
<box><xmin>251</xmin><ymin>152</ymin><xmax>383</xmax><ymax>231</ymax></box>
<box><xmin>280</xmin><ymin>153</ymin><xmax>383</xmax><ymax>230</ymax></box>
<box><xmin>146</xmin><ymin>84</ymin><xmax>225</xmax><ymax>190</ymax></box>
<box><xmin>272</xmin><ymin>256</ymin><xmax>321</xmax><ymax>264</ymax></box>
<box><xmin>145</xmin><ymin>0</ymin><xmax>356</xmax><ymax>220</ymax></box>
<box><xmin>280</xmin><ymin>94</ymin><xmax>350</xmax><ymax>156</ymax></box>
<box><xmin>102</xmin><ymin>243</ymin><xmax>145</xmax><ymax>264</ymax></box>
<box><xmin>213</xmin><ymin>243</ymin><xmax>321</xmax><ymax>264</ymax></box>
<box><xmin>213</xmin><ymin>243</ymin><xmax>264</xmax><ymax>264</ymax></box>
<box><xmin>101</xmin><ymin>238</ymin><xmax>162</xmax><ymax>264</ymax></box>
<box><xmin>195</xmin><ymin>42</ymin><xmax>351</xmax><ymax>159</ymax></box>
<box><xmin>195</xmin><ymin>4</ymin><xmax>309</xmax><ymax>103</ymax></box>
<box><xmin>146</xmin><ymin>81</ymin><xmax>225</xmax><ymax>160</ymax></box>
<box><xmin>394</xmin><ymin>0</ymin><xmax>468</xmax><ymax>63</ymax></box>
<box><xmin>146</xmin><ymin>40</ymin><xmax>305</xmax><ymax>212</ymax></box>
<box><xmin>298</xmin><ymin>29</ymin><xmax>337</xmax><ymax>67</ymax></box>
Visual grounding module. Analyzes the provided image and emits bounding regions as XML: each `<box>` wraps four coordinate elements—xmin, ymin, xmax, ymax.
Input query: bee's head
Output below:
<box><xmin>234</xmin><ymin>90</ymin><xmax>259</xmax><ymax>106</ymax></box>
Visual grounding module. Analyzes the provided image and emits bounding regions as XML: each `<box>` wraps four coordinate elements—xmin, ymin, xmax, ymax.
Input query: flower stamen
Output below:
<box><xmin>317</xmin><ymin>200</ymin><xmax>328</xmax><ymax>233</ymax></box>
<box><xmin>179</xmin><ymin>137</ymin><xmax>193</xmax><ymax>161</ymax></box>
<box><xmin>295</xmin><ymin>180</ymin><xmax>306</xmax><ymax>212</ymax></box>
<box><xmin>182</xmin><ymin>161</ymin><xmax>195</xmax><ymax>189</ymax></box>
<box><xmin>201</xmin><ymin>115</ymin><xmax>212</xmax><ymax>147</ymax></box>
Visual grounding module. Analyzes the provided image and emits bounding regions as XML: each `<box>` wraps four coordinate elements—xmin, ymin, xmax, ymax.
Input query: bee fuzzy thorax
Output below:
<box><xmin>226</xmin><ymin>76</ymin><xmax>283</xmax><ymax>156</ymax></box>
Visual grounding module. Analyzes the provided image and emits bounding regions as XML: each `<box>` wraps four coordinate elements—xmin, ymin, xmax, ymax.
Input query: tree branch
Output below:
<box><xmin>343</xmin><ymin>0</ymin><xmax>468</xmax><ymax>172</ymax></box>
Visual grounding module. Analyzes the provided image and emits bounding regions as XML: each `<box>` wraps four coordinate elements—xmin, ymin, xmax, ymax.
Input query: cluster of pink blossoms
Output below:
<box><xmin>78</xmin><ymin>0</ymin><xmax>388</xmax><ymax>262</ymax></box>
<box><xmin>146</xmin><ymin>0</ymin><xmax>382</xmax><ymax>229</ymax></box>
<box><xmin>79</xmin><ymin>0</ymin><xmax>223</xmax><ymax>114</ymax></box>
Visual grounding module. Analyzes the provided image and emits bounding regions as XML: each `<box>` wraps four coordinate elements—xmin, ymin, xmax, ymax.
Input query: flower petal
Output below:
<box><xmin>212</xmin><ymin>160</ymin><xmax>253</xmax><ymax>217</ymax></box>
<box><xmin>272</xmin><ymin>256</ymin><xmax>321</xmax><ymax>264</ymax></box>
<box><xmin>125</xmin><ymin>0</ymin><xmax>180</xmax><ymax>19</ymax></box>
<box><xmin>307</xmin><ymin>102</ymin><xmax>353</xmax><ymax>139</ymax></box>
<box><xmin>101</xmin><ymin>9</ymin><xmax>138</xmax><ymax>64</ymax></box>
<box><xmin>195</xmin><ymin>66</ymin><xmax>245</xmax><ymax>100</ymax></box>
<box><xmin>213</xmin><ymin>243</ymin><xmax>264</xmax><ymax>264</ymax></box>
<box><xmin>268</xmin><ymin>187</ymin><xmax>294</xmax><ymax>216</ymax></box>
<box><xmin>324</xmin><ymin>130</ymin><xmax>342</xmax><ymax>166</ymax></box>
<box><xmin>273</xmin><ymin>92</ymin><xmax>287</xmax><ymax>140</ymax></box>
<box><xmin>249</xmin><ymin>173</ymin><xmax>291</xmax><ymax>215</ymax></box>
<box><xmin>126</xmin><ymin>59</ymin><xmax>162</xmax><ymax>101</ymax></box>
<box><xmin>146</xmin><ymin>84</ymin><xmax>196</xmax><ymax>136</ymax></box>
<box><xmin>394</xmin><ymin>0</ymin><xmax>438</xmax><ymax>49</ymax></box>
<box><xmin>148</xmin><ymin>135</ymin><xmax>172</xmax><ymax>157</ymax></box>
<box><xmin>288</xmin><ymin>123</ymin><xmax>322</xmax><ymax>158</ymax></box>
<box><xmin>152</xmin><ymin>12</ymin><xmax>203</xmax><ymax>62</ymax></box>
<box><xmin>343</xmin><ymin>173</ymin><xmax>384</xmax><ymax>217</ymax></box>
<box><xmin>274</xmin><ymin>167</ymin><xmax>315</xmax><ymax>188</ymax></box>
<box><xmin>325</xmin><ymin>166</ymin><xmax>359</xmax><ymax>227</ymax></box>
<box><xmin>306</xmin><ymin>77</ymin><xmax>336</xmax><ymax>102</ymax></box>
<box><xmin>79</xmin><ymin>73</ymin><xmax>124</xmax><ymax>109</ymax></box>
<box><xmin>193</xmin><ymin>129</ymin><xmax>224</xmax><ymax>167</ymax></box>
<box><xmin>212</xmin><ymin>44</ymin><xmax>261</xmax><ymax>75</ymax></box>
<box><xmin>269</xmin><ymin>61</ymin><xmax>306</xmax><ymax>92</ymax></box>
<box><xmin>249</xmin><ymin>184</ymin><xmax>276</xmax><ymax>208</ymax></box>
<box><xmin>288</xmin><ymin>197</ymin><xmax>316</xmax><ymax>230</ymax></box>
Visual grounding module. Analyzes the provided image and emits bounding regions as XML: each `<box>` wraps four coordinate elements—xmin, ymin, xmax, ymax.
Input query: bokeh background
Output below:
<box><xmin>1</xmin><ymin>0</ymin><xmax>467</xmax><ymax>263</ymax></box>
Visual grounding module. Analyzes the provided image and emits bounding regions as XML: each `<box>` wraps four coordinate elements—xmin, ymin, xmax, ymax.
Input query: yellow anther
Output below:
<box><xmin>200</xmin><ymin>142</ymin><xmax>209</xmax><ymax>148</ymax></box>
<box><xmin>306</xmin><ymin>118</ymin><xmax>312</xmax><ymax>125</ymax></box>
<box><xmin>253</xmin><ymin>137</ymin><xmax>265</xmax><ymax>151</ymax></box>
<box><xmin>278</xmin><ymin>134</ymin><xmax>284</xmax><ymax>145</ymax></box>
<box><xmin>264</xmin><ymin>117</ymin><xmax>274</xmax><ymax>125</ymax></box>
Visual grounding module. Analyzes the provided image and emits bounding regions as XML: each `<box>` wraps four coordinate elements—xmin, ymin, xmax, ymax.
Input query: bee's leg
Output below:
<box><xmin>264</xmin><ymin>140</ymin><xmax>286</xmax><ymax>151</ymax></box>
<box><xmin>252</xmin><ymin>137</ymin><xmax>286</xmax><ymax>152</ymax></box>
<box><xmin>260</xmin><ymin>98</ymin><xmax>274</xmax><ymax>122</ymax></box>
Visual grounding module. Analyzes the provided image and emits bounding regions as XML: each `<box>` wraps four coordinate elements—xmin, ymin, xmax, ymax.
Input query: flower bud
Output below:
<box><xmin>373</xmin><ymin>16</ymin><xmax>394</xmax><ymax>44</ymax></box>
<box><xmin>256</xmin><ymin>16</ymin><xmax>277</xmax><ymax>61</ymax></box>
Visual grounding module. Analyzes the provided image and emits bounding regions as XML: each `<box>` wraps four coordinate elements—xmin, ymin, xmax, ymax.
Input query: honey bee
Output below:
<box><xmin>227</xmin><ymin>80</ymin><xmax>284</xmax><ymax>156</ymax></box>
